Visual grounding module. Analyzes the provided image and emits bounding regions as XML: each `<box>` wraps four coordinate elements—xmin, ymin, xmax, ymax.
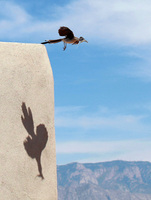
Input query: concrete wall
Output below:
<box><xmin>0</xmin><ymin>42</ymin><xmax>57</xmax><ymax>200</ymax></box>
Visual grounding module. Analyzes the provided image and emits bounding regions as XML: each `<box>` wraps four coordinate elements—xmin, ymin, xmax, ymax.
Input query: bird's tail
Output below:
<box><xmin>41</xmin><ymin>39</ymin><xmax>63</xmax><ymax>44</ymax></box>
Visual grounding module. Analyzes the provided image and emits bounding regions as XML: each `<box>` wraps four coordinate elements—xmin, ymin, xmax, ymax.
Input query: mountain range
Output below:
<box><xmin>57</xmin><ymin>160</ymin><xmax>151</xmax><ymax>200</ymax></box>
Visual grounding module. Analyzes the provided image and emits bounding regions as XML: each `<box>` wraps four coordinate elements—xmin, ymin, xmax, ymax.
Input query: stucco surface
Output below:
<box><xmin>0</xmin><ymin>42</ymin><xmax>57</xmax><ymax>200</ymax></box>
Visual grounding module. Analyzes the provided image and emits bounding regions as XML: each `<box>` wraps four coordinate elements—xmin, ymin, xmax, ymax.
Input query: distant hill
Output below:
<box><xmin>57</xmin><ymin>160</ymin><xmax>151</xmax><ymax>200</ymax></box>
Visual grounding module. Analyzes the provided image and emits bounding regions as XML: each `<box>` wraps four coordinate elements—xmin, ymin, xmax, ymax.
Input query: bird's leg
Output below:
<box><xmin>63</xmin><ymin>42</ymin><xmax>67</xmax><ymax>51</ymax></box>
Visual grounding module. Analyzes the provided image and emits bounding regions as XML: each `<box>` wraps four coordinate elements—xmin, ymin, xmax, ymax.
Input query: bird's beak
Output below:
<box><xmin>80</xmin><ymin>39</ymin><xmax>88</xmax><ymax>44</ymax></box>
<box><xmin>84</xmin><ymin>40</ymin><xmax>88</xmax><ymax>43</ymax></box>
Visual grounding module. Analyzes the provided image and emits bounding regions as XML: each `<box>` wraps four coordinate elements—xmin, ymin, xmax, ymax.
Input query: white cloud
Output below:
<box><xmin>57</xmin><ymin>140</ymin><xmax>151</xmax><ymax>162</ymax></box>
<box><xmin>0</xmin><ymin>2</ymin><xmax>31</xmax><ymax>36</ymax></box>
<box><xmin>0</xmin><ymin>2</ymin><xmax>60</xmax><ymax>40</ymax></box>
<box><xmin>57</xmin><ymin>0</ymin><xmax>151</xmax><ymax>45</ymax></box>
<box><xmin>1</xmin><ymin>0</ymin><xmax>151</xmax><ymax>45</ymax></box>
<box><xmin>124</xmin><ymin>63</ymin><xmax>151</xmax><ymax>81</ymax></box>
<box><xmin>55</xmin><ymin>106</ymin><xmax>149</xmax><ymax>134</ymax></box>
<box><xmin>56</xmin><ymin>114</ymin><xmax>142</xmax><ymax>131</ymax></box>
<box><xmin>119</xmin><ymin>48</ymin><xmax>151</xmax><ymax>81</ymax></box>
<box><xmin>0</xmin><ymin>2</ymin><xmax>30</xmax><ymax>22</ymax></box>
<box><xmin>55</xmin><ymin>106</ymin><xmax>84</xmax><ymax>115</ymax></box>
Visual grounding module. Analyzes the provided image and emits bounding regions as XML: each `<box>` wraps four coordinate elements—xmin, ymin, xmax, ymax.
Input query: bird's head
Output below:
<box><xmin>79</xmin><ymin>36</ymin><xmax>88</xmax><ymax>43</ymax></box>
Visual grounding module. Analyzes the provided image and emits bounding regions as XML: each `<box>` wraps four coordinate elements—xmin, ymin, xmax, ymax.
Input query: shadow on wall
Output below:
<box><xmin>21</xmin><ymin>102</ymin><xmax>48</xmax><ymax>179</ymax></box>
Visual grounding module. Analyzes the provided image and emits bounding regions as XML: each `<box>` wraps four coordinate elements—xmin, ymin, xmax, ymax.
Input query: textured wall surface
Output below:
<box><xmin>0</xmin><ymin>42</ymin><xmax>57</xmax><ymax>200</ymax></box>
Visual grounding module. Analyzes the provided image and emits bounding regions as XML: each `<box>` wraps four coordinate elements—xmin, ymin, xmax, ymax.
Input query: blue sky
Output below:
<box><xmin>1</xmin><ymin>0</ymin><xmax>151</xmax><ymax>165</ymax></box>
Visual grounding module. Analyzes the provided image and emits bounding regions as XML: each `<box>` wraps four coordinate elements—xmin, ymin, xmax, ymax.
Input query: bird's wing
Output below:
<box><xmin>58</xmin><ymin>26</ymin><xmax>74</xmax><ymax>39</ymax></box>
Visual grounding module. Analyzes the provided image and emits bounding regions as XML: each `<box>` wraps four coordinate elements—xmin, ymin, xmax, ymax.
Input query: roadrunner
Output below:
<box><xmin>41</xmin><ymin>26</ymin><xmax>88</xmax><ymax>50</ymax></box>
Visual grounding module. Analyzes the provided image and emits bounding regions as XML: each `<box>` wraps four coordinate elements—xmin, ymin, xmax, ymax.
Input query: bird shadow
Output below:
<box><xmin>21</xmin><ymin>102</ymin><xmax>48</xmax><ymax>179</ymax></box>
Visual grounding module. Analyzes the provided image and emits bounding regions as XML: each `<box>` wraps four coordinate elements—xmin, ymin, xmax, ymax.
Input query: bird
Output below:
<box><xmin>41</xmin><ymin>26</ymin><xmax>88</xmax><ymax>50</ymax></box>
